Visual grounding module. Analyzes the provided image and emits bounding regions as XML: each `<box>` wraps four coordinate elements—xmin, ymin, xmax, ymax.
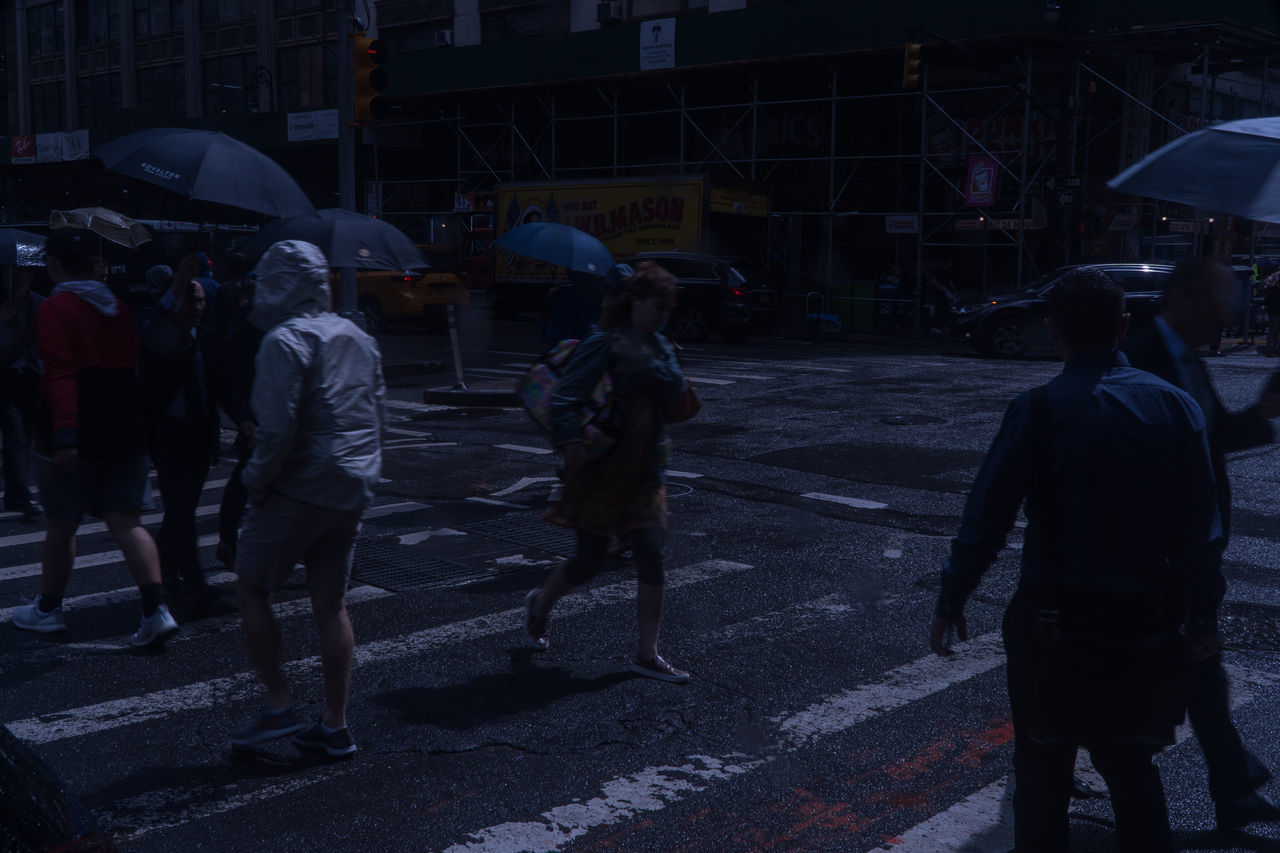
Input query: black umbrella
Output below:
<box><xmin>0</xmin><ymin>229</ymin><xmax>45</xmax><ymax>267</ymax></box>
<box><xmin>94</xmin><ymin>128</ymin><xmax>315</xmax><ymax>220</ymax></box>
<box><xmin>239</xmin><ymin>208</ymin><xmax>427</xmax><ymax>270</ymax></box>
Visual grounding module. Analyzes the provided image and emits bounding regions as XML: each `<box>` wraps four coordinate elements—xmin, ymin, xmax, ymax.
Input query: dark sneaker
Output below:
<box><xmin>12</xmin><ymin>597</ymin><xmax>67</xmax><ymax>634</ymax></box>
<box><xmin>231</xmin><ymin>707</ymin><xmax>306</xmax><ymax>750</ymax></box>
<box><xmin>130</xmin><ymin>604</ymin><xmax>179</xmax><ymax>647</ymax></box>
<box><xmin>293</xmin><ymin>723</ymin><xmax>357</xmax><ymax>757</ymax></box>
<box><xmin>631</xmin><ymin>654</ymin><xmax>691</xmax><ymax>683</ymax></box>
<box><xmin>524</xmin><ymin>589</ymin><xmax>549</xmax><ymax>651</ymax></box>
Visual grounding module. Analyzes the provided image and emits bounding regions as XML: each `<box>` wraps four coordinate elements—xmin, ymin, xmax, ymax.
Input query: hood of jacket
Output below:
<box><xmin>249</xmin><ymin>240</ymin><xmax>331</xmax><ymax>331</ymax></box>
<box><xmin>53</xmin><ymin>279</ymin><xmax>119</xmax><ymax>317</ymax></box>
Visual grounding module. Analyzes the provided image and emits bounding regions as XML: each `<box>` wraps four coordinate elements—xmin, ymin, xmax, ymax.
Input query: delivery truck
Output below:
<box><xmin>485</xmin><ymin>176</ymin><xmax>770</xmax><ymax>319</ymax></box>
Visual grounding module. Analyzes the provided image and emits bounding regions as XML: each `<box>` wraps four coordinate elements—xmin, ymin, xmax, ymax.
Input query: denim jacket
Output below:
<box><xmin>549</xmin><ymin>328</ymin><xmax>686</xmax><ymax>483</ymax></box>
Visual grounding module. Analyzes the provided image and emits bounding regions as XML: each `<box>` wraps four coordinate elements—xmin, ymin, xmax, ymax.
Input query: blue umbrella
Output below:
<box><xmin>1109</xmin><ymin>117</ymin><xmax>1280</xmax><ymax>222</ymax></box>
<box><xmin>0</xmin><ymin>229</ymin><xmax>45</xmax><ymax>267</ymax></box>
<box><xmin>494</xmin><ymin>222</ymin><xmax>615</xmax><ymax>275</ymax></box>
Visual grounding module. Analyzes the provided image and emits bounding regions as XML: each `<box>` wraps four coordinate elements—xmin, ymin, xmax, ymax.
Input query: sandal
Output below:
<box><xmin>631</xmin><ymin>654</ymin><xmax>690</xmax><ymax>683</ymax></box>
<box><xmin>524</xmin><ymin>589</ymin><xmax>549</xmax><ymax>651</ymax></box>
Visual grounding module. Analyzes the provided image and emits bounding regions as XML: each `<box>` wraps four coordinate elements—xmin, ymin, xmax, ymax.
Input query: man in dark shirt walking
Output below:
<box><xmin>1123</xmin><ymin>256</ymin><xmax>1280</xmax><ymax>831</ymax></box>
<box><xmin>929</xmin><ymin>268</ymin><xmax>1225</xmax><ymax>851</ymax></box>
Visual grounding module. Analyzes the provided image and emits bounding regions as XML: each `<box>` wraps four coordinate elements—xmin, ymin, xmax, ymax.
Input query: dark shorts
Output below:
<box><xmin>235</xmin><ymin>492</ymin><xmax>363</xmax><ymax>596</ymax></box>
<box><xmin>35</xmin><ymin>454</ymin><xmax>151</xmax><ymax>522</ymax></box>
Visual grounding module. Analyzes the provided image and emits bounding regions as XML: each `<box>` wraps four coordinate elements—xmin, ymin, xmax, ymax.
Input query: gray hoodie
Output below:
<box><xmin>242</xmin><ymin>240</ymin><xmax>385</xmax><ymax>511</ymax></box>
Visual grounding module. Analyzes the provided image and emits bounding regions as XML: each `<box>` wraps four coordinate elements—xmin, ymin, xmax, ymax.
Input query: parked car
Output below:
<box><xmin>624</xmin><ymin>252</ymin><xmax>773</xmax><ymax>342</ymax></box>
<box><xmin>347</xmin><ymin>249</ymin><xmax>470</xmax><ymax>333</ymax></box>
<box><xmin>948</xmin><ymin>262</ymin><xmax>1175</xmax><ymax>357</ymax></box>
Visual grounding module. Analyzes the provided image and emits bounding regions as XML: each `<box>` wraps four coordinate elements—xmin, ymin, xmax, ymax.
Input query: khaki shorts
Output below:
<box><xmin>235</xmin><ymin>492</ymin><xmax>363</xmax><ymax>595</ymax></box>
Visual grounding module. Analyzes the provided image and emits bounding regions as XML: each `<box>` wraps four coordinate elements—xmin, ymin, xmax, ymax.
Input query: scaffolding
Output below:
<box><xmin>366</xmin><ymin>19</ymin><xmax>1280</xmax><ymax>332</ymax></box>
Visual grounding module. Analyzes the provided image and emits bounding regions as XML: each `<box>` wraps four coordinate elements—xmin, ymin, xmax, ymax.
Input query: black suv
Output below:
<box><xmin>948</xmin><ymin>262</ymin><xmax>1176</xmax><ymax>357</ymax></box>
<box><xmin>624</xmin><ymin>252</ymin><xmax>771</xmax><ymax>342</ymax></box>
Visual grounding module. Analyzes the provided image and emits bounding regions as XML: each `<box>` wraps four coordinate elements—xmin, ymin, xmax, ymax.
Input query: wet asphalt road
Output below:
<box><xmin>6</xmin><ymin>323</ymin><xmax>1280</xmax><ymax>853</ymax></box>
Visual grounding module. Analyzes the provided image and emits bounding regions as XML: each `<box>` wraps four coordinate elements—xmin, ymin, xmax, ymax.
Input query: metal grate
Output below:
<box><xmin>461</xmin><ymin>513</ymin><xmax>577</xmax><ymax>556</ymax></box>
<box><xmin>1220</xmin><ymin>602</ymin><xmax>1280</xmax><ymax>653</ymax></box>
<box><xmin>352</xmin><ymin>538</ymin><xmax>485</xmax><ymax>591</ymax></box>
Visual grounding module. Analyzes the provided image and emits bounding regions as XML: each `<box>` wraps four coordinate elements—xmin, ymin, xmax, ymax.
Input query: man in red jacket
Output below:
<box><xmin>10</xmin><ymin>227</ymin><xmax>178</xmax><ymax>647</ymax></box>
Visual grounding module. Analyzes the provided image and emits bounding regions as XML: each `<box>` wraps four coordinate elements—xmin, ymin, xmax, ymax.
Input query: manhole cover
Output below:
<box><xmin>1220</xmin><ymin>602</ymin><xmax>1280</xmax><ymax>652</ymax></box>
<box><xmin>881</xmin><ymin>415</ymin><xmax>948</xmax><ymax>426</ymax></box>
<box><xmin>352</xmin><ymin>538</ymin><xmax>484</xmax><ymax>591</ymax></box>
<box><xmin>461</xmin><ymin>514</ymin><xmax>577</xmax><ymax>555</ymax></box>
<box><xmin>666</xmin><ymin>483</ymin><xmax>693</xmax><ymax>498</ymax></box>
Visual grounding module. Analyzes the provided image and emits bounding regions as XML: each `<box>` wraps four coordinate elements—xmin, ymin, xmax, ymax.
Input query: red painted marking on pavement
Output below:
<box><xmin>885</xmin><ymin>739</ymin><xmax>953</xmax><ymax>781</ymax></box>
<box><xmin>422</xmin><ymin>790</ymin><xmax>479</xmax><ymax>815</ymax></box>
<box><xmin>957</xmin><ymin>719</ymin><xmax>1014</xmax><ymax>767</ymax></box>
<box><xmin>592</xmin><ymin>818</ymin><xmax>654</xmax><ymax>848</ymax></box>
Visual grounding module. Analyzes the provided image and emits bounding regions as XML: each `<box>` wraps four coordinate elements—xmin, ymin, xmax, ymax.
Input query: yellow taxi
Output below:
<box><xmin>345</xmin><ymin>248</ymin><xmax>470</xmax><ymax>332</ymax></box>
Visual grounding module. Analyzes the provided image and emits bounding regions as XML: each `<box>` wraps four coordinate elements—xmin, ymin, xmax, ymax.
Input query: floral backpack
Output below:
<box><xmin>516</xmin><ymin>338</ymin><xmax>622</xmax><ymax>461</ymax></box>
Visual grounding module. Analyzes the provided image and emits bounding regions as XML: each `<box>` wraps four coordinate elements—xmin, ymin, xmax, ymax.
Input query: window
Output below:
<box><xmin>277</xmin><ymin>44</ymin><xmax>327</xmax><ymax>111</ymax></box>
<box><xmin>32</xmin><ymin>81</ymin><xmax>67</xmax><ymax>133</ymax></box>
<box><xmin>29</xmin><ymin>2</ymin><xmax>64</xmax><ymax>58</ymax></box>
<box><xmin>1107</xmin><ymin>270</ymin><xmax>1171</xmax><ymax>294</ymax></box>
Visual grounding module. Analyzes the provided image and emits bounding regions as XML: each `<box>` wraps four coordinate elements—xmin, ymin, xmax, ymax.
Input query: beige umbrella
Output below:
<box><xmin>50</xmin><ymin>207</ymin><xmax>153</xmax><ymax>249</ymax></box>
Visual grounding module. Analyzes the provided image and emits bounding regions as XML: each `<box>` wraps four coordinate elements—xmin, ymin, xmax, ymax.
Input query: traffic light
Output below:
<box><xmin>902</xmin><ymin>42</ymin><xmax>922</xmax><ymax>89</ymax></box>
<box><xmin>352</xmin><ymin>34</ymin><xmax>389</xmax><ymax>124</ymax></box>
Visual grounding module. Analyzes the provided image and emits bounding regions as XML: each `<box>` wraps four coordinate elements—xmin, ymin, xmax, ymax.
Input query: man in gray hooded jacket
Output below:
<box><xmin>230</xmin><ymin>240</ymin><xmax>385</xmax><ymax>758</ymax></box>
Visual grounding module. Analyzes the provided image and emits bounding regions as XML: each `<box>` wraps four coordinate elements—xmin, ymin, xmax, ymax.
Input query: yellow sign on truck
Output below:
<box><xmin>495</xmin><ymin>177</ymin><xmax>707</xmax><ymax>282</ymax></box>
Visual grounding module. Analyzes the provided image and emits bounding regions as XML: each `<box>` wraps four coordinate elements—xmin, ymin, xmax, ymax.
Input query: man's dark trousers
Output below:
<box><xmin>0</xmin><ymin>368</ymin><xmax>37</xmax><ymax>509</ymax></box>
<box><xmin>1003</xmin><ymin>588</ymin><xmax>1174</xmax><ymax>853</ymax></box>
<box><xmin>218</xmin><ymin>432</ymin><xmax>252</xmax><ymax>556</ymax></box>
<box><xmin>151</xmin><ymin>416</ymin><xmax>212</xmax><ymax>588</ymax></box>
<box><xmin>1190</xmin><ymin>655</ymin><xmax>1270</xmax><ymax>801</ymax></box>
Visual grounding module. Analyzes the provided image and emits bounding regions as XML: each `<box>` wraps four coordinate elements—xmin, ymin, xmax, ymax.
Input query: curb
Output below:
<box><xmin>422</xmin><ymin>387</ymin><xmax>520</xmax><ymax>407</ymax></box>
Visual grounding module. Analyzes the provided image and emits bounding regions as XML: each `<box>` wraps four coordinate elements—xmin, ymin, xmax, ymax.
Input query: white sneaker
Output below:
<box><xmin>130</xmin><ymin>604</ymin><xmax>179</xmax><ymax>647</ymax></box>
<box><xmin>12</xmin><ymin>597</ymin><xmax>67</xmax><ymax>634</ymax></box>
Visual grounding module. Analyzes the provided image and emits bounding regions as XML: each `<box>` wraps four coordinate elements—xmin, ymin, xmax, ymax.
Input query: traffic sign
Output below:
<box><xmin>1046</xmin><ymin>175</ymin><xmax>1083</xmax><ymax>192</ymax></box>
<box><xmin>1057</xmin><ymin>192</ymin><xmax>1076</xmax><ymax>206</ymax></box>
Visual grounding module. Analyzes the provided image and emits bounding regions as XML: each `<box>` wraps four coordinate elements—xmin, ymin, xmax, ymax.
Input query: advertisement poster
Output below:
<box><xmin>964</xmin><ymin>154</ymin><xmax>999</xmax><ymax>208</ymax></box>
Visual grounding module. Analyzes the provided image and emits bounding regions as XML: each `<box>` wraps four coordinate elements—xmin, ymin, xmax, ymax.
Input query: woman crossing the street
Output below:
<box><xmin>522</xmin><ymin>262</ymin><xmax>693</xmax><ymax>682</ymax></box>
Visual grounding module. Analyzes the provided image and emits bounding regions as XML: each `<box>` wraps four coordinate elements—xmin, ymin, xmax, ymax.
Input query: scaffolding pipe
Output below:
<box><xmin>915</xmin><ymin>66</ymin><xmax>927</xmax><ymax>340</ymax></box>
<box><xmin>1017</xmin><ymin>56</ymin><xmax>1032</xmax><ymax>287</ymax></box>
<box><xmin>1193</xmin><ymin>49</ymin><xmax>1209</xmax><ymax>253</ymax></box>
<box><xmin>827</xmin><ymin>69</ymin><xmax>837</xmax><ymax>297</ymax></box>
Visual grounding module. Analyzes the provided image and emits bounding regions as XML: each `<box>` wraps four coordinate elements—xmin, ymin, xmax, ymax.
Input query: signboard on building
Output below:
<box><xmin>287</xmin><ymin>109</ymin><xmax>339</xmax><ymax>142</ymax></box>
<box><xmin>34</xmin><ymin>130</ymin><xmax>89</xmax><ymax>163</ymax></box>
<box><xmin>884</xmin><ymin>214</ymin><xmax>919</xmax><ymax>234</ymax></box>
<box><xmin>639</xmin><ymin>17</ymin><xmax>675</xmax><ymax>71</ymax></box>
<box><xmin>709</xmin><ymin>187</ymin><xmax>768</xmax><ymax>217</ymax></box>
<box><xmin>955</xmin><ymin>218</ymin><xmax>1045</xmax><ymax>231</ymax></box>
<box><xmin>10</xmin><ymin>135</ymin><xmax>36</xmax><ymax>164</ymax></box>
<box><xmin>964</xmin><ymin>155</ymin><xmax>999</xmax><ymax>208</ymax></box>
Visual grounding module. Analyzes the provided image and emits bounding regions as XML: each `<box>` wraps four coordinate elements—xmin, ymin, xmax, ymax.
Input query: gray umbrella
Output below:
<box><xmin>94</xmin><ymin>127</ymin><xmax>315</xmax><ymax>220</ymax></box>
<box><xmin>239</xmin><ymin>208</ymin><xmax>427</xmax><ymax>270</ymax></box>
<box><xmin>0</xmin><ymin>229</ymin><xmax>45</xmax><ymax>267</ymax></box>
<box><xmin>1109</xmin><ymin>117</ymin><xmax>1280</xmax><ymax>222</ymax></box>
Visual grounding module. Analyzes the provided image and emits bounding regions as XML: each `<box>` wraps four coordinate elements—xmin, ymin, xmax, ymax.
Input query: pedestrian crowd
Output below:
<box><xmin>7</xmin><ymin>231</ymin><xmax>1280</xmax><ymax>849</ymax></box>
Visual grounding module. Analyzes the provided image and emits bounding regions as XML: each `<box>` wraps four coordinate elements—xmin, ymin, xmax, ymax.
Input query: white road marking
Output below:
<box><xmin>495</xmin><ymin>444</ymin><xmax>553</xmax><ymax>455</ymax></box>
<box><xmin>385</xmin><ymin>426</ymin><xmax>431</xmax><ymax>437</ymax></box>
<box><xmin>467</xmin><ymin>497</ymin><xmax>531</xmax><ymax>510</ymax></box>
<box><xmin>688</xmin><ymin>371</ymin><xmax>772</xmax><ymax>381</ymax></box>
<box><xmin>876</xmin><ymin>664</ymin><xmax>1280</xmax><ymax>852</ymax></box>
<box><xmin>5</xmin><ymin>560</ymin><xmax>753</xmax><ymax>746</ymax></box>
<box><xmin>385</xmin><ymin>442</ymin><xmax>460</xmax><ymax>450</ymax></box>
<box><xmin>491</xmin><ymin>476</ymin><xmax>560</xmax><ymax>497</ymax></box>
<box><xmin>0</xmin><ymin>504</ymin><xmax>224</xmax><ymax>550</ymax></box>
<box><xmin>802</xmin><ymin>492</ymin><xmax>889</xmax><ymax>510</ymax></box>
<box><xmin>665</xmin><ymin>470</ymin><xmax>703</xmax><ymax>479</ymax></box>
<box><xmin>445</xmin><ymin>633</ymin><xmax>1008</xmax><ymax>852</ymax></box>
<box><xmin>0</xmin><ymin>502</ymin><xmax>424</xmax><ymax>584</ymax></box>
<box><xmin>488</xmin><ymin>554</ymin><xmax>556</xmax><ymax>567</ymax></box>
<box><xmin>384</xmin><ymin>399</ymin><xmax>453</xmax><ymax>413</ymax></box>
<box><xmin>398</xmin><ymin>528</ymin><xmax>466</xmax><ymax>546</ymax></box>
<box><xmin>502</xmin><ymin>362</ymin><xmax>535</xmax><ymax>369</ymax></box>
<box><xmin>681</xmin><ymin>376</ymin><xmax>735</xmax><ymax>386</ymax></box>
<box><xmin>884</xmin><ymin>548</ymin><xmax>902</xmax><ymax>558</ymax></box>
<box><xmin>0</xmin><ymin>572</ymin><xmax>236</xmax><ymax>622</ymax></box>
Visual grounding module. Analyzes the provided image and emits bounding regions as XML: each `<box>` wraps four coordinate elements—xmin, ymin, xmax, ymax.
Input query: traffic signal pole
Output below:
<box><xmin>338</xmin><ymin>10</ymin><xmax>357</xmax><ymax>314</ymax></box>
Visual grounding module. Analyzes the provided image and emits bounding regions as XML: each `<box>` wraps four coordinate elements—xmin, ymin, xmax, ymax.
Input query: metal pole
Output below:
<box><xmin>338</xmin><ymin>5</ymin><xmax>357</xmax><ymax>314</ymax></box>
<box><xmin>1192</xmin><ymin>48</ymin><xmax>1209</xmax><ymax>255</ymax></box>
<box><xmin>1017</xmin><ymin>55</ymin><xmax>1031</xmax><ymax>287</ymax></box>
<box><xmin>750</xmin><ymin>76</ymin><xmax>759</xmax><ymax>181</ymax></box>
<box><xmin>914</xmin><ymin>67</ymin><xmax>927</xmax><ymax>340</ymax></box>
<box><xmin>827</xmin><ymin>69</ymin><xmax>837</xmax><ymax>300</ymax></box>
<box><xmin>447</xmin><ymin>304</ymin><xmax>467</xmax><ymax>390</ymax></box>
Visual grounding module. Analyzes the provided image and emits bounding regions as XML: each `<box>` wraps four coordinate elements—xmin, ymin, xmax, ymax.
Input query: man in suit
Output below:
<box><xmin>1123</xmin><ymin>255</ymin><xmax>1280</xmax><ymax>831</ymax></box>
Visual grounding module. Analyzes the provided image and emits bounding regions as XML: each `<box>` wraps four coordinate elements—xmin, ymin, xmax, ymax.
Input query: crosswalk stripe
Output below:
<box><xmin>5</xmin><ymin>560</ymin><xmax>752</xmax><ymax>746</ymax></box>
<box><xmin>681</xmin><ymin>376</ymin><xmax>735</xmax><ymax>386</ymax></box>
<box><xmin>0</xmin><ymin>502</ymin><xmax>425</xmax><ymax>584</ymax></box>
<box><xmin>875</xmin><ymin>663</ymin><xmax>1280</xmax><ymax>852</ymax></box>
<box><xmin>384</xmin><ymin>399</ymin><xmax>453</xmax><ymax>413</ymax></box>
<box><xmin>468</xmin><ymin>367</ymin><xmax>526</xmax><ymax>377</ymax></box>
<box><xmin>0</xmin><ymin>504</ymin><xmax>224</xmax><ymax>550</ymax></box>
<box><xmin>444</xmin><ymin>633</ymin><xmax>1007</xmax><ymax>852</ymax></box>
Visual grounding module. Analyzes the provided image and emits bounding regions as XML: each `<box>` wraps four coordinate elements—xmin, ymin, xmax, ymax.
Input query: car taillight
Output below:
<box><xmin>730</xmin><ymin>287</ymin><xmax>745</xmax><ymax>298</ymax></box>
<box><xmin>401</xmin><ymin>271</ymin><xmax>425</xmax><ymax>282</ymax></box>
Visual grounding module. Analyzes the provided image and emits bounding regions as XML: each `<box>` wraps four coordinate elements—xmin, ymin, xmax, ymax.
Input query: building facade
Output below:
<box><xmin>4</xmin><ymin>1</ymin><xmax>1280</xmax><ymax>301</ymax></box>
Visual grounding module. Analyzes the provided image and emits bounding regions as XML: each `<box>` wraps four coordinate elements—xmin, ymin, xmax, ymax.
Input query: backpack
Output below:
<box><xmin>516</xmin><ymin>338</ymin><xmax>621</xmax><ymax>461</ymax></box>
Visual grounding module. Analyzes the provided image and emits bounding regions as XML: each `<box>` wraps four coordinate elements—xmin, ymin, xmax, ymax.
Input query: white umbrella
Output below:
<box><xmin>1108</xmin><ymin>117</ymin><xmax>1280</xmax><ymax>222</ymax></box>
